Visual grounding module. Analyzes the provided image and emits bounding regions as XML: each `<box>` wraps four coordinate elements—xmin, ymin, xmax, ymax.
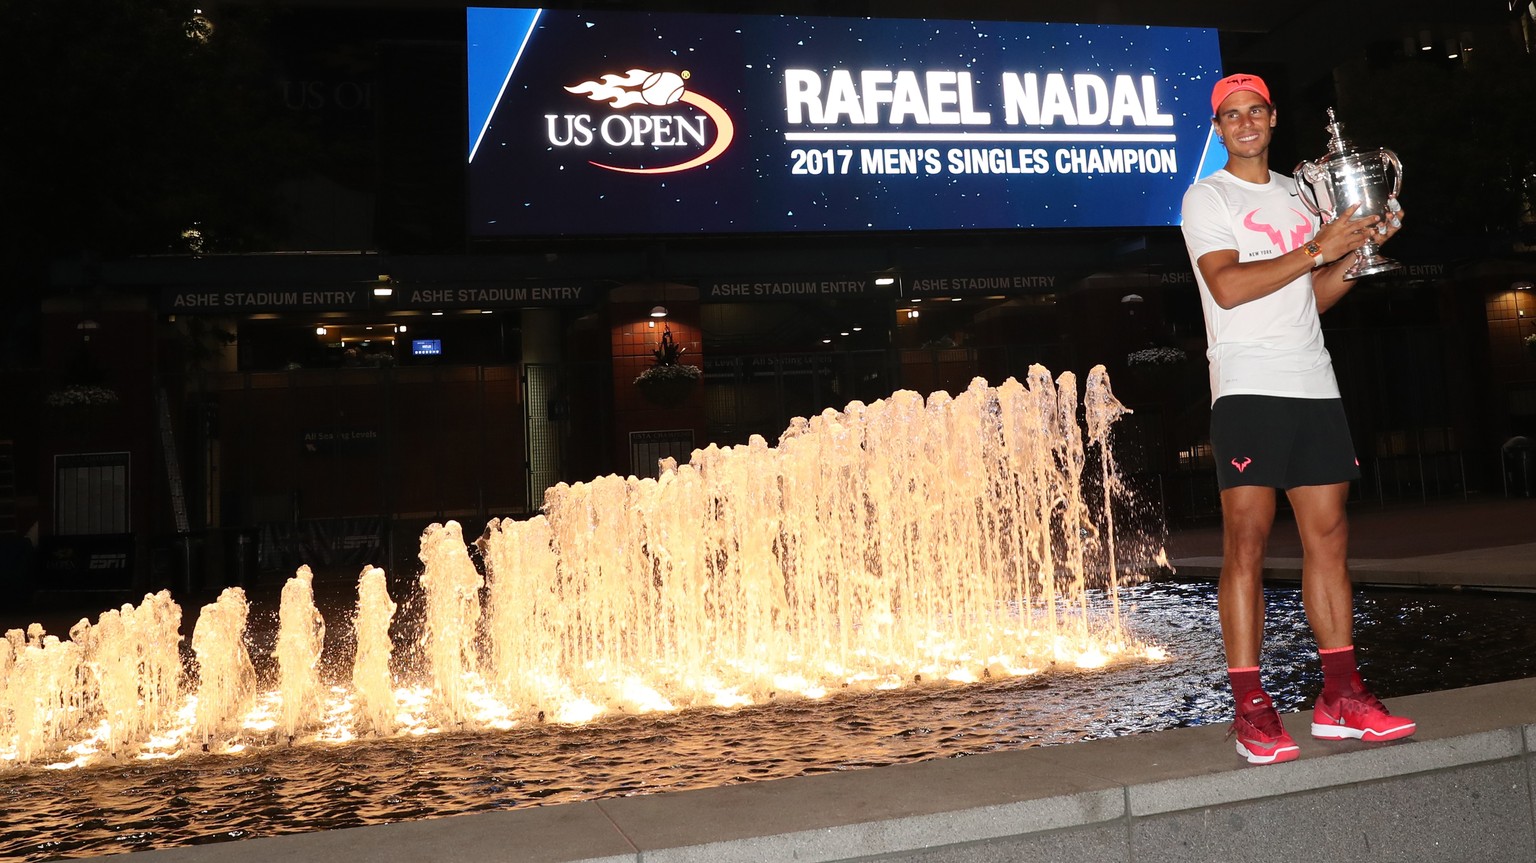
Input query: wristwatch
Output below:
<box><xmin>1303</xmin><ymin>240</ymin><xmax>1324</xmax><ymax>268</ymax></box>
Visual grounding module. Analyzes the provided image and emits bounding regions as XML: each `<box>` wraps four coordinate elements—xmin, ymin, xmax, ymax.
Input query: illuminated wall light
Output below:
<box><xmin>481</xmin><ymin>309</ymin><xmax>494</xmax><ymax>314</ymax></box>
<box><xmin>373</xmin><ymin>287</ymin><xmax>394</xmax><ymax>297</ymax></box>
<box><xmin>431</xmin><ymin>311</ymin><xmax>444</xmax><ymax>316</ymax></box>
<box><xmin>873</xmin><ymin>276</ymin><xmax>896</xmax><ymax>286</ymax></box>
<box><xmin>950</xmin><ymin>297</ymin><xmax>962</xmax><ymax>302</ymax></box>
<box><xmin>397</xmin><ymin>324</ymin><xmax>408</xmax><ymax>333</ymax></box>
<box><xmin>851</xmin><ymin>326</ymin><xmax>863</xmax><ymax>332</ymax></box>
<box><xmin>315</xmin><ymin>326</ymin><xmax>327</xmax><ymax>335</ymax></box>
<box><xmin>840</xmin><ymin>331</ymin><xmax>850</xmax><ymax>336</ymax></box>
<box><xmin>1445</xmin><ymin>39</ymin><xmax>1459</xmax><ymax>58</ymax></box>
<box><xmin>821</xmin><ymin>337</ymin><xmax>832</xmax><ymax>344</ymax></box>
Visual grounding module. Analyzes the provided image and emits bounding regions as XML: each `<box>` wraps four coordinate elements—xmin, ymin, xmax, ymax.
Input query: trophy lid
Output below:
<box><xmin>1324</xmin><ymin>107</ymin><xmax>1355</xmax><ymax>157</ymax></box>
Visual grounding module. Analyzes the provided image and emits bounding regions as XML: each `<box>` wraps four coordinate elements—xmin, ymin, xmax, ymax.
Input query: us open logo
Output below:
<box><xmin>543</xmin><ymin>68</ymin><xmax>735</xmax><ymax>174</ymax></box>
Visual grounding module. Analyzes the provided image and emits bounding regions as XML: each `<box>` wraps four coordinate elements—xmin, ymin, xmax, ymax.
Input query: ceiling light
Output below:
<box><xmin>650</xmin><ymin>305</ymin><xmax>669</xmax><ymax>318</ymax></box>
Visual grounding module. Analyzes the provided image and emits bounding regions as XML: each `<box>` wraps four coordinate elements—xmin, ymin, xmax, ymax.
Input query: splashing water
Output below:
<box><xmin>275</xmin><ymin>566</ymin><xmax>326</xmax><ymax>740</ymax></box>
<box><xmin>351</xmin><ymin>566</ymin><xmax>397</xmax><ymax>738</ymax></box>
<box><xmin>190</xmin><ymin>588</ymin><xmax>256</xmax><ymax>748</ymax></box>
<box><xmin>0</xmin><ymin>370</ymin><xmax>1163</xmax><ymax>768</ymax></box>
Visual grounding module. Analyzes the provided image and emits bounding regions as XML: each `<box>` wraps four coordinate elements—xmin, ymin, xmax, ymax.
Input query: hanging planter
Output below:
<box><xmin>1125</xmin><ymin>346</ymin><xmax>1188</xmax><ymax>393</ymax></box>
<box><xmin>635</xmin><ymin>366</ymin><xmax>700</xmax><ymax>406</ymax></box>
<box><xmin>635</xmin><ymin>326</ymin><xmax>701</xmax><ymax>406</ymax></box>
<box><xmin>44</xmin><ymin>384</ymin><xmax>124</xmax><ymax>428</ymax></box>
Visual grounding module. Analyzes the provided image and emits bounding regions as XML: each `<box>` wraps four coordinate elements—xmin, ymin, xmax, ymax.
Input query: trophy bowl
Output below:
<box><xmin>1293</xmin><ymin>108</ymin><xmax>1403</xmax><ymax>280</ymax></box>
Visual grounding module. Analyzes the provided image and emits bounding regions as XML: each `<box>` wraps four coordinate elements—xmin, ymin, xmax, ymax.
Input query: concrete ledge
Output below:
<box><xmin>120</xmin><ymin>678</ymin><xmax>1536</xmax><ymax>863</ymax></box>
<box><xmin>1171</xmin><ymin>542</ymin><xmax>1536</xmax><ymax>590</ymax></box>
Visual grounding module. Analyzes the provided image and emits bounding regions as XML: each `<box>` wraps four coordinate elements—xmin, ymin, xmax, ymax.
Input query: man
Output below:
<box><xmin>1180</xmin><ymin>73</ymin><xmax>1416</xmax><ymax>765</ymax></box>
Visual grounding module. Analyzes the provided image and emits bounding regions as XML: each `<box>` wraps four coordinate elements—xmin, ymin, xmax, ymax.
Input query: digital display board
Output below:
<box><xmin>411</xmin><ymin>338</ymin><xmax>443</xmax><ymax>356</ymax></box>
<box><xmin>467</xmin><ymin>8</ymin><xmax>1224</xmax><ymax>236</ymax></box>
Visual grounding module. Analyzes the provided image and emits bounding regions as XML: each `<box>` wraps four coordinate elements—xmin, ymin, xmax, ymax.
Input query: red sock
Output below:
<box><xmin>1228</xmin><ymin>666</ymin><xmax>1262</xmax><ymax>704</ymax></box>
<box><xmin>1320</xmin><ymin>645</ymin><xmax>1363</xmax><ymax>697</ymax></box>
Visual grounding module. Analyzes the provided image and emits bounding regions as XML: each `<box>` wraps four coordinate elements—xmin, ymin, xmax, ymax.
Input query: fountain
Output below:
<box><xmin>4</xmin><ymin>362</ymin><xmax>1536</xmax><ymax>860</ymax></box>
<box><xmin>0</xmin><ymin>369</ymin><xmax>1158</xmax><ymax>768</ymax></box>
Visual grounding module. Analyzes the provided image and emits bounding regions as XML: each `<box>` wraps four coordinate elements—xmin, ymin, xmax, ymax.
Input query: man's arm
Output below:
<box><xmin>1196</xmin><ymin>204</ymin><xmax>1380</xmax><ymax>310</ymax></box>
<box><xmin>1310</xmin><ymin>257</ymin><xmax>1355</xmax><ymax>313</ymax></box>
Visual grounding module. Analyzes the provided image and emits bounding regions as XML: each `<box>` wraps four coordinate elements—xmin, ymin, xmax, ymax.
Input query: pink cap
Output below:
<box><xmin>1210</xmin><ymin>73</ymin><xmax>1271</xmax><ymax>115</ymax></box>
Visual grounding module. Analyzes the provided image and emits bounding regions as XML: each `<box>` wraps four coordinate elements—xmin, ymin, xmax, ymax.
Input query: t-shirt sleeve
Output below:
<box><xmin>1180</xmin><ymin>182</ymin><xmax>1235</xmax><ymax>262</ymax></box>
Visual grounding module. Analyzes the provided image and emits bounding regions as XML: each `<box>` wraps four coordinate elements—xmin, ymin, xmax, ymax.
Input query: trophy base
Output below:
<box><xmin>1343</xmin><ymin>250</ymin><xmax>1402</xmax><ymax>281</ymax></box>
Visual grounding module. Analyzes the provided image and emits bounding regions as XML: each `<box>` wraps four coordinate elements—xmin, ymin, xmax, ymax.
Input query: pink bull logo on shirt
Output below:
<box><xmin>1242</xmin><ymin>208</ymin><xmax>1311</xmax><ymax>254</ymax></box>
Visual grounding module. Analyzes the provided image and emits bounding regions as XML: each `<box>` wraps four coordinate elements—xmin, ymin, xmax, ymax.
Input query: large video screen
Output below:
<box><xmin>467</xmin><ymin>8</ymin><xmax>1223</xmax><ymax>237</ymax></box>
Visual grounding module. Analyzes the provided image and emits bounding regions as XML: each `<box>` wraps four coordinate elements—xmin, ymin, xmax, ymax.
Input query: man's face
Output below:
<box><xmin>1213</xmin><ymin>90</ymin><xmax>1276</xmax><ymax>159</ymax></box>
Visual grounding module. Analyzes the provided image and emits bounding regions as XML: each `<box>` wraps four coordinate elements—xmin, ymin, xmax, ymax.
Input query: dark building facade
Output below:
<box><xmin>3</xmin><ymin>0</ymin><xmax>1533</xmax><ymax>603</ymax></box>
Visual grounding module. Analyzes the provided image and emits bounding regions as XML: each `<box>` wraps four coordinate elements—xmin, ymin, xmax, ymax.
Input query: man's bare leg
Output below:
<box><xmin>1286</xmin><ymin>482</ymin><xmax>1352</xmax><ymax>650</ymax></box>
<box><xmin>1219</xmin><ymin>484</ymin><xmax>1277</xmax><ymax>669</ymax></box>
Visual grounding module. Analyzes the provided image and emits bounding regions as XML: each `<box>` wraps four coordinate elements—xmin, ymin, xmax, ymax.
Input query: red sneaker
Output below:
<box><xmin>1310</xmin><ymin>688</ymin><xmax>1416</xmax><ymax>742</ymax></box>
<box><xmin>1231</xmin><ymin>690</ymin><xmax>1299</xmax><ymax>765</ymax></box>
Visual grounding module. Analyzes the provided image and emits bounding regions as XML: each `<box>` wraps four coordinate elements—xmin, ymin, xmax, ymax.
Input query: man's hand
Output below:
<box><xmin>1314</xmin><ymin>203</ymin><xmax>1384</xmax><ymax>264</ymax></box>
<box><xmin>1372</xmin><ymin>202</ymin><xmax>1405</xmax><ymax>245</ymax></box>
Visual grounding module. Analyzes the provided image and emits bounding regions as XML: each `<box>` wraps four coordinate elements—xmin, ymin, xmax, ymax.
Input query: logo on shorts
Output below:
<box><xmin>1232</xmin><ymin>457</ymin><xmax>1252</xmax><ymax>473</ymax></box>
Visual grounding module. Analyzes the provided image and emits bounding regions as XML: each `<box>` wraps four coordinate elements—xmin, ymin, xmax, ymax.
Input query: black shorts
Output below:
<box><xmin>1210</xmin><ymin>395</ymin><xmax>1361</xmax><ymax>490</ymax></box>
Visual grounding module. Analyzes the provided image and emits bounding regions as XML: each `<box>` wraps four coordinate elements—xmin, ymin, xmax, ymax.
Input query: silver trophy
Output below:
<box><xmin>1293</xmin><ymin>108</ymin><xmax>1403</xmax><ymax>280</ymax></box>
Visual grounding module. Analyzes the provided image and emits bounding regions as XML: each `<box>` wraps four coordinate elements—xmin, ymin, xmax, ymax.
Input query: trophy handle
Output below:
<box><xmin>1292</xmin><ymin>161</ymin><xmax>1335</xmax><ymax>221</ymax></box>
<box><xmin>1380</xmin><ymin>148</ymin><xmax>1403</xmax><ymax>201</ymax></box>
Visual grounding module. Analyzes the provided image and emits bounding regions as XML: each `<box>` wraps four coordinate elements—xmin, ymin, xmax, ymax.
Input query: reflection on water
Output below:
<box><xmin>3</xmin><ymin>580</ymin><xmax>1533</xmax><ymax>862</ymax></box>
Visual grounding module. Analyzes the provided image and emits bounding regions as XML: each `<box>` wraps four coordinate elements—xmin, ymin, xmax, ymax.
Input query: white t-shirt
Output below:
<box><xmin>1181</xmin><ymin>169</ymin><xmax>1340</xmax><ymax>404</ymax></box>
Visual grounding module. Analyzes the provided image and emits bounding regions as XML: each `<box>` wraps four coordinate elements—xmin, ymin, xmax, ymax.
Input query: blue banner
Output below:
<box><xmin>467</xmin><ymin>8</ymin><xmax>1223</xmax><ymax>236</ymax></box>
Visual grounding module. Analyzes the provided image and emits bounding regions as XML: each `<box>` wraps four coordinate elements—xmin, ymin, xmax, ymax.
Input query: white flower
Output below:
<box><xmin>45</xmin><ymin>384</ymin><xmax>121</xmax><ymax>407</ymax></box>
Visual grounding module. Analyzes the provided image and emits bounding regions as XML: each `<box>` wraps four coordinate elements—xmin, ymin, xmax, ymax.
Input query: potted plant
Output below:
<box><xmin>1525</xmin><ymin>332</ymin><xmax>1536</xmax><ymax>360</ymax></box>
<box><xmin>635</xmin><ymin>326</ymin><xmax>701</xmax><ymax>406</ymax></box>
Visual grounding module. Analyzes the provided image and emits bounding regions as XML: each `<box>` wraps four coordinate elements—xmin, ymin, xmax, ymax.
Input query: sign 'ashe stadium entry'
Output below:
<box><xmin>467</xmin><ymin>7</ymin><xmax>1224</xmax><ymax>237</ymax></box>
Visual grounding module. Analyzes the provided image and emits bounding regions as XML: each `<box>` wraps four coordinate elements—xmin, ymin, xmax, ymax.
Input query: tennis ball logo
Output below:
<box><xmin>640</xmin><ymin>71</ymin><xmax>686</xmax><ymax>106</ymax></box>
<box><xmin>564</xmin><ymin>68</ymin><xmax>689</xmax><ymax>110</ymax></box>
